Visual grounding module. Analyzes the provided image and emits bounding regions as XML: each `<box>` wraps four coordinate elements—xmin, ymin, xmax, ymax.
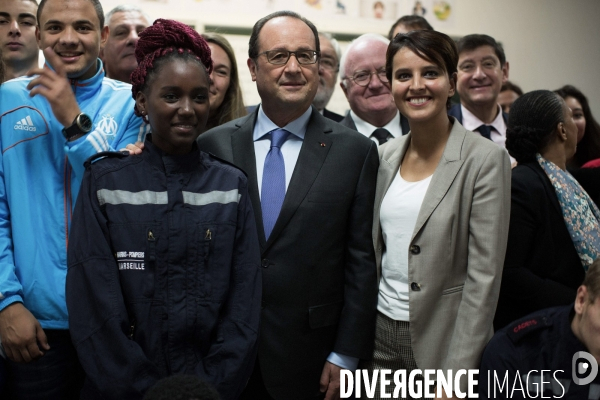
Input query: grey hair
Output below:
<box><xmin>319</xmin><ymin>32</ymin><xmax>341</xmax><ymax>62</ymax></box>
<box><xmin>339</xmin><ymin>33</ymin><xmax>389</xmax><ymax>88</ymax></box>
<box><xmin>105</xmin><ymin>5</ymin><xmax>151</xmax><ymax>26</ymax></box>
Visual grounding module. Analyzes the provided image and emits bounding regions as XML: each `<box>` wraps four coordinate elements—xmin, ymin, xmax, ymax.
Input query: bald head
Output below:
<box><xmin>340</xmin><ymin>34</ymin><xmax>396</xmax><ymax>127</ymax></box>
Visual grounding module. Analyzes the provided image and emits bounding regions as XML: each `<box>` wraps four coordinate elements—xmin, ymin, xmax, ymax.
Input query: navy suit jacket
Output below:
<box><xmin>322</xmin><ymin>108</ymin><xmax>344</xmax><ymax>122</ymax></box>
<box><xmin>196</xmin><ymin>106</ymin><xmax>379</xmax><ymax>399</ymax></box>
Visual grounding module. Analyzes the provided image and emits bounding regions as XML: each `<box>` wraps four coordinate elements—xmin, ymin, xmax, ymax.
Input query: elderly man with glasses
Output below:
<box><xmin>339</xmin><ymin>33</ymin><xmax>410</xmax><ymax>145</ymax></box>
<box><xmin>312</xmin><ymin>32</ymin><xmax>344</xmax><ymax>122</ymax></box>
<box><xmin>197</xmin><ymin>10</ymin><xmax>379</xmax><ymax>400</ymax></box>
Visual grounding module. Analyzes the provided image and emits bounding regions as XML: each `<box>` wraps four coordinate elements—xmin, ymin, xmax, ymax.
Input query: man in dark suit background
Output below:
<box><xmin>312</xmin><ymin>32</ymin><xmax>344</xmax><ymax>122</ymax></box>
<box><xmin>197</xmin><ymin>11</ymin><xmax>379</xmax><ymax>400</ymax></box>
<box><xmin>338</xmin><ymin>33</ymin><xmax>409</xmax><ymax>145</ymax></box>
<box><xmin>448</xmin><ymin>34</ymin><xmax>510</xmax><ymax>150</ymax></box>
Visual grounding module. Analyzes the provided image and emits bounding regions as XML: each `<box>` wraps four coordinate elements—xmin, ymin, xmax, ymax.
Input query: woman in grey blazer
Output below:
<box><xmin>363</xmin><ymin>30</ymin><xmax>511</xmax><ymax>399</ymax></box>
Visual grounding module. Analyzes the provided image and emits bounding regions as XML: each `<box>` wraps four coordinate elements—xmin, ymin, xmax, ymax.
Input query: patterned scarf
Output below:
<box><xmin>537</xmin><ymin>154</ymin><xmax>600</xmax><ymax>270</ymax></box>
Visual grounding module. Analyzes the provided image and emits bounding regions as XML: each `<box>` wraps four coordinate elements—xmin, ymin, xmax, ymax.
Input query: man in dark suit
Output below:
<box><xmin>338</xmin><ymin>34</ymin><xmax>409</xmax><ymax>145</ymax></box>
<box><xmin>197</xmin><ymin>11</ymin><xmax>379</xmax><ymax>400</ymax></box>
<box><xmin>448</xmin><ymin>34</ymin><xmax>510</xmax><ymax>151</ymax></box>
<box><xmin>313</xmin><ymin>32</ymin><xmax>344</xmax><ymax>122</ymax></box>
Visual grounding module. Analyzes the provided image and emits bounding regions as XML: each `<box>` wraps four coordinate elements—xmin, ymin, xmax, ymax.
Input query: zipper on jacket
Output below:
<box><xmin>202</xmin><ymin>228</ymin><xmax>212</xmax><ymax>297</ymax></box>
<box><xmin>129</xmin><ymin>319</ymin><xmax>136</xmax><ymax>339</ymax></box>
<box><xmin>145</xmin><ymin>228</ymin><xmax>157</xmax><ymax>298</ymax></box>
<box><xmin>203</xmin><ymin>229</ymin><xmax>211</xmax><ymax>262</ymax></box>
<box><xmin>64</xmin><ymin>157</ymin><xmax>72</xmax><ymax>248</ymax></box>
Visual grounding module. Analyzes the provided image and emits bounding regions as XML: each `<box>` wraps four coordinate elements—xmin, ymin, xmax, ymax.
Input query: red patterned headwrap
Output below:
<box><xmin>131</xmin><ymin>18</ymin><xmax>213</xmax><ymax>116</ymax></box>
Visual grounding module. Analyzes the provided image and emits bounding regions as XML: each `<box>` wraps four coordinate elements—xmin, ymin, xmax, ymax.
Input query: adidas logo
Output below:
<box><xmin>14</xmin><ymin>116</ymin><xmax>37</xmax><ymax>132</ymax></box>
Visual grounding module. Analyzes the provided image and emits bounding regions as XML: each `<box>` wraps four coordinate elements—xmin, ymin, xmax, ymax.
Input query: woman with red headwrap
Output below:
<box><xmin>66</xmin><ymin>19</ymin><xmax>261</xmax><ymax>400</ymax></box>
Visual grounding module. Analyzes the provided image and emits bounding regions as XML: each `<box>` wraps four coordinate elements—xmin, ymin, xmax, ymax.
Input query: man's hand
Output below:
<box><xmin>319</xmin><ymin>361</ymin><xmax>342</xmax><ymax>400</ymax></box>
<box><xmin>0</xmin><ymin>303</ymin><xmax>49</xmax><ymax>363</ymax></box>
<box><xmin>121</xmin><ymin>141</ymin><xmax>145</xmax><ymax>155</ymax></box>
<box><xmin>26</xmin><ymin>47</ymin><xmax>81</xmax><ymax>128</ymax></box>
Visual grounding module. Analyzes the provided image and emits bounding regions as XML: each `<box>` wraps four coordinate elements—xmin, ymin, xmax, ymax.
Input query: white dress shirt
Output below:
<box><xmin>350</xmin><ymin>110</ymin><xmax>403</xmax><ymax>145</ymax></box>
<box><xmin>460</xmin><ymin>104</ymin><xmax>506</xmax><ymax>147</ymax></box>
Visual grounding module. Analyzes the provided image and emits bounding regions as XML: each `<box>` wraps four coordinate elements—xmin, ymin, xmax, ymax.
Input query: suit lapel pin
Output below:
<box><xmin>320</xmin><ymin>142</ymin><xmax>326</xmax><ymax>147</ymax></box>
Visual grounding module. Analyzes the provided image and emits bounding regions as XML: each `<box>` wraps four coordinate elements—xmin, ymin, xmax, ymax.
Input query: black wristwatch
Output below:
<box><xmin>62</xmin><ymin>113</ymin><xmax>92</xmax><ymax>140</ymax></box>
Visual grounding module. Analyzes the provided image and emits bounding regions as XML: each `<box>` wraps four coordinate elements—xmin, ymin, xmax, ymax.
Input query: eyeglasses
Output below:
<box><xmin>258</xmin><ymin>50</ymin><xmax>319</xmax><ymax>65</ymax></box>
<box><xmin>319</xmin><ymin>56</ymin><xmax>339</xmax><ymax>72</ymax></box>
<box><xmin>344</xmin><ymin>69</ymin><xmax>389</xmax><ymax>87</ymax></box>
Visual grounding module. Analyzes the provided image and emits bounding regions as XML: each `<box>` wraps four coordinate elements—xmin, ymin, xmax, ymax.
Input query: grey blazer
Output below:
<box><xmin>373</xmin><ymin>118</ymin><xmax>511</xmax><ymax>391</ymax></box>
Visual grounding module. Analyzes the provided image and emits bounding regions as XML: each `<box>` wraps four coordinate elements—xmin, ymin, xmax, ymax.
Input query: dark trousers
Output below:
<box><xmin>240</xmin><ymin>361</ymin><xmax>326</xmax><ymax>400</ymax></box>
<box><xmin>2</xmin><ymin>329</ymin><xmax>84</xmax><ymax>400</ymax></box>
<box><xmin>240</xmin><ymin>361</ymin><xmax>275</xmax><ymax>400</ymax></box>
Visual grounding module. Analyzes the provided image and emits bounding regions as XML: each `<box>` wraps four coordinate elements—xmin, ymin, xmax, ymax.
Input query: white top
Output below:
<box><xmin>350</xmin><ymin>110</ymin><xmax>403</xmax><ymax>145</ymax></box>
<box><xmin>377</xmin><ymin>170</ymin><xmax>432</xmax><ymax>321</ymax></box>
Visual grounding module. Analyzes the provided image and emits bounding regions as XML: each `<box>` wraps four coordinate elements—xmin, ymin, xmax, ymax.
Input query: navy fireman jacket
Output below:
<box><xmin>66</xmin><ymin>138</ymin><xmax>261</xmax><ymax>400</ymax></box>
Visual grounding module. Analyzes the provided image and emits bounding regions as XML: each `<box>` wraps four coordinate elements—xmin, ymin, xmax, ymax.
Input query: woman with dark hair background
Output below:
<box><xmin>201</xmin><ymin>33</ymin><xmax>247</xmax><ymax>131</ymax></box>
<box><xmin>495</xmin><ymin>90</ymin><xmax>600</xmax><ymax>330</ymax></box>
<box><xmin>554</xmin><ymin>85</ymin><xmax>600</xmax><ymax>205</ymax></box>
<box><xmin>554</xmin><ymin>85</ymin><xmax>600</xmax><ymax>168</ymax></box>
<box><xmin>66</xmin><ymin>19</ymin><xmax>261</xmax><ymax>400</ymax></box>
<box><xmin>364</xmin><ymin>30</ymin><xmax>510</xmax><ymax>398</ymax></box>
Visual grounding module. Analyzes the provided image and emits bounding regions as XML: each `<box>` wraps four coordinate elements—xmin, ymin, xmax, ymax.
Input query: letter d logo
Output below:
<box><xmin>572</xmin><ymin>351</ymin><xmax>598</xmax><ymax>385</ymax></box>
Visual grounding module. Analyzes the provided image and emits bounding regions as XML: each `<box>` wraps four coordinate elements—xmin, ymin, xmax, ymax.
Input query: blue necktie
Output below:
<box><xmin>476</xmin><ymin>124</ymin><xmax>493</xmax><ymax>140</ymax></box>
<box><xmin>261</xmin><ymin>128</ymin><xmax>290</xmax><ymax>239</ymax></box>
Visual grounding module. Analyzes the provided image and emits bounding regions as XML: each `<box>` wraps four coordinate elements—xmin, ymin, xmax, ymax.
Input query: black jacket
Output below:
<box><xmin>197</xmin><ymin>108</ymin><xmax>379</xmax><ymax>399</ymax></box>
<box><xmin>569</xmin><ymin>166</ymin><xmax>600</xmax><ymax>206</ymax></box>
<box><xmin>494</xmin><ymin>162</ymin><xmax>584</xmax><ymax>330</ymax></box>
<box><xmin>481</xmin><ymin>305</ymin><xmax>600</xmax><ymax>399</ymax></box>
<box><xmin>323</xmin><ymin>108</ymin><xmax>344</xmax><ymax>122</ymax></box>
<box><xmin>66</xmin><ymin>140</ymin><xmax>261</xmax><ymax>400</ymax></box>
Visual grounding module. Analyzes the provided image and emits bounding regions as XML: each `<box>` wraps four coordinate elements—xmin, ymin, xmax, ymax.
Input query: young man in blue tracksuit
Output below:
<box><xmin>0</xmin><ymin>0</ymin><xmax>147</xmax><ymax>397</ymax></box>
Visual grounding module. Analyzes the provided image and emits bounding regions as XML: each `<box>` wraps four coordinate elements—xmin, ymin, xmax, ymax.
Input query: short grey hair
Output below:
<box><xmin>339</xmin><ymin>33</ymin><xmax>389</xmax><ymax>87</ymax></box>
<box><xmin>319</xmin><ymin>32</ymin><xmax>341</xmax><ymax>62</ymax></box>
<box><xmin>105</xmin><ymin>5</ymin><xmax>151</xmax><ymax>26</ymax></box>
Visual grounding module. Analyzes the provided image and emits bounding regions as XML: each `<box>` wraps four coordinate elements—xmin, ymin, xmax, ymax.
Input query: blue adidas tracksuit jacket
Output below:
<box><xmin>0</xmin><ymin>59</ymin><xmax>148</xmax><ymax>329</ymax></box>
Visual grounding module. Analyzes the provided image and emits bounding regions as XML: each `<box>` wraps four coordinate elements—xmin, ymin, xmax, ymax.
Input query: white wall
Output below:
<box><xmin>99</xmin><ymin>0</ymin><xmax>600</xmax><ymax>116</ymax></box>
<box><xmin>448</xmin><ymin>0</ymin><xmax>600</xmax><ymax>119</ymax></box>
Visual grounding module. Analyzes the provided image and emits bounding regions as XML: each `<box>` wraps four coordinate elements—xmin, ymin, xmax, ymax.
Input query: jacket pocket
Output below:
<box><xmin>441</xmin><ymin>284</ymin><xmax>464</xmax><ymax>296</ymax></box>
<box><xmin>309</xmin><ymin>301</ymin><xmax>343</xmax><ymax>329</ymax></box>
<box><xmin>108</xmin><ymin>222</ymin><xmax>159</xmax><ymax>300</ymax></box>
<box><xmin>196</xmin><ymin>224</ymin><xmax>218</xmax><ymax>299</ymax></box>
